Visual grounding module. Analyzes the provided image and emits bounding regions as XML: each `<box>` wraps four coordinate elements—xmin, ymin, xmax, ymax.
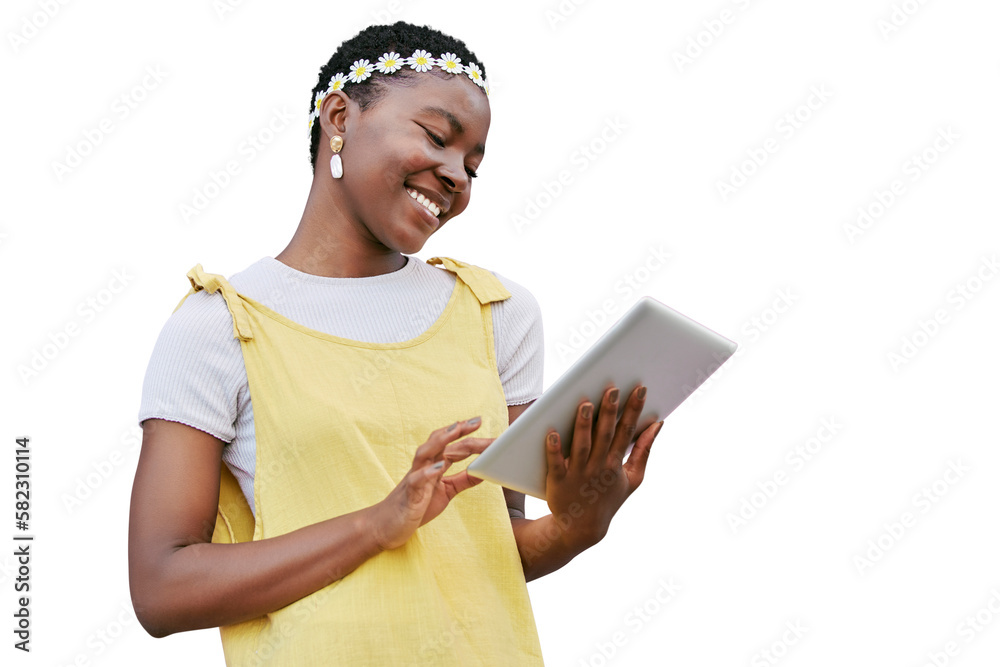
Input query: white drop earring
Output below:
<box><xmin>329</xmin><ymin>135</ymin><xmax>344</xmax><ymax>179</ymax></box>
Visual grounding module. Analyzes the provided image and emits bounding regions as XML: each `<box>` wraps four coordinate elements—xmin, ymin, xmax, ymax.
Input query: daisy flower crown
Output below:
<box><xmin>307</xmin><ymin>49</ymin><xmax>489</xmax><ymax>131</ymax></box>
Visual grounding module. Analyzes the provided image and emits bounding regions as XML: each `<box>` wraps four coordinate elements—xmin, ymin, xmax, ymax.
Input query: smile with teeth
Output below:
<box><xmin>406</xmin><ymin>188</ymin><xmax>442</xmax><ymax>217</ymax></box>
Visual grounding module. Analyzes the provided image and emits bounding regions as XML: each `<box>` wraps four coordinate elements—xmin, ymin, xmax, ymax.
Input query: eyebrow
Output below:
<box><xmin>419</xmin><ymin>105</ymin><xmax>485</xmax><ymax>156</ymax></box>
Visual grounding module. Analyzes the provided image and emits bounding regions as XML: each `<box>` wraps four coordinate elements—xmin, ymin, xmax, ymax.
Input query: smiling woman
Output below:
<box><xmin>128</xmin><ymin>19</ymin><xmax>660</xmax><ymax>667</ymax></box>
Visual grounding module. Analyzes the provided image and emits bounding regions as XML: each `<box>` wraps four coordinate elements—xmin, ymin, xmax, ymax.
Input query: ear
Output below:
<box><xmin>318</xmin><ymin>90</ymin><xmax>351</xmax><ymax>146</ymax></box>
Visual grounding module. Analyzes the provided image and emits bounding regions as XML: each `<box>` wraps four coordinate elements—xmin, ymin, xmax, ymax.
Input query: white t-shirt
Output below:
<box><xmin>137</xmin><ymin>255</ymin><xmax>544</xmax><ymax>516</ymax></box>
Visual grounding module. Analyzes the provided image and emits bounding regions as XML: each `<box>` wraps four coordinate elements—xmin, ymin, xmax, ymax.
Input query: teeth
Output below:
<box><xmin>406</xmin><ymin>188</ymin><xmax>441</xmax><ymax>217</ymax></box>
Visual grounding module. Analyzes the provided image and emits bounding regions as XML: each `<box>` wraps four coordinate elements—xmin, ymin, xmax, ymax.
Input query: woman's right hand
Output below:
<box><xmin>368</xmin><ymin>418</ymin><xmax>493</xmax><ymax>551</ymax></box>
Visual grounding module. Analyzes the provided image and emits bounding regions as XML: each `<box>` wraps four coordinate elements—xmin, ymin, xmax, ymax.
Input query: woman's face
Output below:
<box><xmin>330</xmin><ymin>73</ymin><xmax>491</xmax><ymax>253</ymax></box>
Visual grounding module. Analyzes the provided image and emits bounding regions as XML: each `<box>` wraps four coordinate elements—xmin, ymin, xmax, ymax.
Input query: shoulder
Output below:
<box><xmin>227</xmin><ymin>258</ymin><xmax>280</xmax><ymax>303</ymax></box>
<box><xmin>168</xmin><ymin>286</ymin><xmax>236</xmax><ymax>339</ymax></box>
<box><xmin>176</xmin><ymin>257</ymin><xmax>283</xmax><ymax>316</ymax></box>
<box><xmin>150</xmin><ymin>285</ymin><xmax>244</xmax><ymax>387</ymax></box>
<box><xmin>155</xmin><ymin>262</ymin><xmax>257</xmax><ymax>361</ymax></box>
<box><xmin>488</xmin><ymin>268</ymin><xmax>543</xmax><ymax>326</ymax></box>
<box><xmin>484</xmin><ymin>265</ymin><xmax>544</xmax><ymax>359</ymax></box>
<box><xmin>423</xmin><ymin>256</ymin><xmax>541</xmax><ymax>313</ymax></box>
<box><xmin>479</xmin><ymin>267</ymin><xmax>544</xmax><ymax>400</ymax></box>
<box><xmin>139</xmin><ymin>270</ymin><xmax>249</xmax><ymax>441</ymax></box>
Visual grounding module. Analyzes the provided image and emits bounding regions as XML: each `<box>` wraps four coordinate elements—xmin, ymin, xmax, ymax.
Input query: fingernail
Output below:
<box><xmin>653</xmin><ymin>420</ymin><xmax>664</xmax><ymax>440</ymax></box>
<box><xmin>446</xmin><ymin>421</ymin><xmax>458</xmax><ymax>432</ymax></box>
<box><xmin>467</xmin><ymin>416</ymin><xmax>481</xmax><ymax>427</ymax></box>
<box><xmin>432</xmin><ymin>461</ymin><xmax>445</xmax><ymax>470</ymax></box>
<box><xmin>637</xmin><ymin>386</ymin><xmax>647</xmax><ymax>401</ymax></box>
<box><xmin>547</xmin><ymin>432</ymin><xmax>557</xmax><ymax>447</ymax></box>
<box><xmin>608</xmin><ymin>388</ymin><xmax>619</xmax><ymax>404</ymax></box>
<box><xmin>581</xmin><ymin>404</ymin><xmax>592</xmax><ymax>420</ymax></box>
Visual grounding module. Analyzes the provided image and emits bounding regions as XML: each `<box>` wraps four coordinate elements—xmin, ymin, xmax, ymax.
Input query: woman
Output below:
<box><xmin>128</xmin><ymin>21</ymin><xmax>664</xmax><ymax>665</ymax></box>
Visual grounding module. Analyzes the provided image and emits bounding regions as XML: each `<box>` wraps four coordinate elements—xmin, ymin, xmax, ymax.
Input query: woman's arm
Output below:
<box><xmin>128</xmin><ymin>418</ymin><xmax>489</xmax><ymax>638</ymax></box>
<box><xmin>128</xmin><ymin>419</ymin><xmax>383</xmax><ymax>637</ymax></box>
<box><xmin>504</xmin><ymin>401</ymin><xmax>590</xmax><ymax>581</ymax></box>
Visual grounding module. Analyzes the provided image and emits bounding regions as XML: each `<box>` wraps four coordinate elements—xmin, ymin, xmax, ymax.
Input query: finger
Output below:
<box><xmin>609</xmin><ymin>384</ymin><xmax>645</xmax><ymax>463</ymax></box>
<box><xmin>545</xmin><ymin>430</ymin><xmax>567</xmax><ymax>482</ymax></box>
<box><xmin>623</xmin><ymin>420</ymin><xmax>662</xmax><ymax>493</ymax></box>
<box><xmin>412</xmin><ymin>417</ymin><xmax>482</xmax><ymax>469</ymax></box>
<box><xmin>405</xmin><ymin>460</ymin><xmax>446</xmax><ymax>507</ymax></box>
<box><xmin>589</xmin><ymin>385</ymin><xmax>620</xmax><ymax>465</ymax></box>
<box><xmin>442</xmin><ymin>437</ymin><xmax>495</xmax><ymax>461</ymax></box>
<box><xmin>441</xmin><ymin>470</ymin><xmax>486</xmax><ymax>497</ymax></box>
<box><xmin>569</xmin><ymin>401</ymin><xmax>593</xmax><ymax>471</ymax></box>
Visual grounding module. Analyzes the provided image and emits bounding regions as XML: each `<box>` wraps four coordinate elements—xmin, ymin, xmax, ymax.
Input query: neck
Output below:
<box><xmin>275</xmin><ymin>172</ymin><xmax>407</xmax><ymax>278</ymax></box>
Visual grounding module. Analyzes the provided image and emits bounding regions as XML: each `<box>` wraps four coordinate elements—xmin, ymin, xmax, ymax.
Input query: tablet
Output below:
<box><xmin>467</xmin><ymin>296</ymin><xmax>738</xmax><ymax>500</ymax></box>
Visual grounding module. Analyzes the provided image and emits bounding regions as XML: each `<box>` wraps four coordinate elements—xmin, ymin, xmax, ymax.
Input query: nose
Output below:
<box><xmin>436</xmin><ymin>156</ymin><xmax>469</xmax><ymax>194</ymax></box>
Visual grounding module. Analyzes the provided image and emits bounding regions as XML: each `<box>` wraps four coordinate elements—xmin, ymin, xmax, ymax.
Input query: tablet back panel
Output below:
<box><xmin>467</xmin><ymin>296</ymin><xmax>737</xmax><ymax>499</ymax></box>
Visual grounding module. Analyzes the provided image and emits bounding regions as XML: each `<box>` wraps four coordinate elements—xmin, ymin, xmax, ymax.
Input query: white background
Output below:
<box><xmin>3</xmin><ymin>0</ymin><xmax>999</xmax><ymax>665</ymax></box>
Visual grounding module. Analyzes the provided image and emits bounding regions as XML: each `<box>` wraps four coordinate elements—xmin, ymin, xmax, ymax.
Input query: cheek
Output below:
<box><xmin>354</xmin><ymin>125</ymin><xmax>428</xmax><ymax>178</ymax></box>
<box><xmin>397</xmin><ymin>146</ymin><xmax>434</xmax><ymax>173</ymax></box>
<box><xmin>449</xmin><ymin>191</ymin><xmax>472</xmax><ymax>218</ymax></box>
<box><xmin>370</xmin><ymin>150</ymin><xmax>423</xmax><ymax>193</ymax></box>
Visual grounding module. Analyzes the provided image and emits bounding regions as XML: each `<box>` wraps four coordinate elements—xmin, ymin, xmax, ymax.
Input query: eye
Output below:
<box><xmin>423</xmin><ymin>127</ymin><xmax>445</xmax><ymax>148</ymax></box>
<box><xmin>420</xmin><ymin>124</ymin><xmax>479</xmax><ymax>179</ymax></box>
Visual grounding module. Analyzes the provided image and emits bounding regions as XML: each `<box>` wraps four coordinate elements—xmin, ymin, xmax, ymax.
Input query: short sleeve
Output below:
<box><xmin>490</xmin><ymin>271</ymin><xmax>544</xmax><ymax>406</ymax></box>
<box><xmin>137</xmin><ymin>289</ymin><xmax>245</xmax><ymax>443</ymax></box>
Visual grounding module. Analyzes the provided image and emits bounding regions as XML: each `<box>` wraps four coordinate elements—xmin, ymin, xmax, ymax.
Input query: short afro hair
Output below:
<box><xmin>307</xmin><ymin>21</ymin><xmax>489</xmax><ymax>173</ymax></box>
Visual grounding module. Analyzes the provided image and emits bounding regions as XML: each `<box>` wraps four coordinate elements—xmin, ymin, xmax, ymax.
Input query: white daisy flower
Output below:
<box><xmin>464</xmin><ymin>62</ymin><xmax>484</xmax><ymax>88</ymax></box>
<box><xmin>328</xmin><ymin>72</ymin><xmax>349</xmax><ymax>92</ymax></box>
<box><xmin>348</xmin><ymin>59</ymin><xmax>374</xmax><ymax>83</ymax></box>
<box><xmin>313</xmin><ymin>89</ymin><xmax>328</xmax><ymax>114</ymax></box>
<box><xmin>482</xmin><ymin>76</ymin><xmax>490</xmax><ymax>96</ymax></box>
<box><xmin>376</xmin><ymin>52</ymin><xmax>403</xmax><ymax>74</ymax></box>
<box><xmin>407</xmin><ymin>49</ymin><xmax>434</xmax><ymax>72</ymax></box>
<box><xmin>437</xmin><ymin>52</ymin><xmax>462</xmax><ymax>74</ymax></box>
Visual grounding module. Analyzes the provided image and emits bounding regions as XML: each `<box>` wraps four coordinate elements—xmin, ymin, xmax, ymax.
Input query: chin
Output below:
<box><xmin>395</xmin><ymin>233</ymin><xmax>429</xmax><ymax>256</ymax></box>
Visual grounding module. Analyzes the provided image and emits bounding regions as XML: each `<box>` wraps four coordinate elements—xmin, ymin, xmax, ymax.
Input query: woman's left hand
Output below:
<box><xmin>543</xmin><ymin>384</ymin><xmax>664</xmax><ymax>549</ymax></box>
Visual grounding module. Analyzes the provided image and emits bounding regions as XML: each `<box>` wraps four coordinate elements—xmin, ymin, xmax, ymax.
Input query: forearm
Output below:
<box><xmin>131</xmin><ymin>506</ymin><xmax>383</xmax><ymax>637</ymax></box>
<box><xmin>510</xmin><ymin>514</ymin><xmax>600</xmax><ymax>582</ymax></box>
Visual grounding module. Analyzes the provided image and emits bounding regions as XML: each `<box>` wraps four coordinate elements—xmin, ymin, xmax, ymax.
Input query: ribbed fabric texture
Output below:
<box><xmin>138</xmin><ymin>255</ymin><xmax>544</xmax><ymax>515</ymax></box>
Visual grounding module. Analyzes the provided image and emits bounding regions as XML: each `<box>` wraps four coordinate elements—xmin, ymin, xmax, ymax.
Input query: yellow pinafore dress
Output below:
<box><xmin>174</xmin><ymin>256</ymin><xmax>544</xmax><ymax>666</ymax></box>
